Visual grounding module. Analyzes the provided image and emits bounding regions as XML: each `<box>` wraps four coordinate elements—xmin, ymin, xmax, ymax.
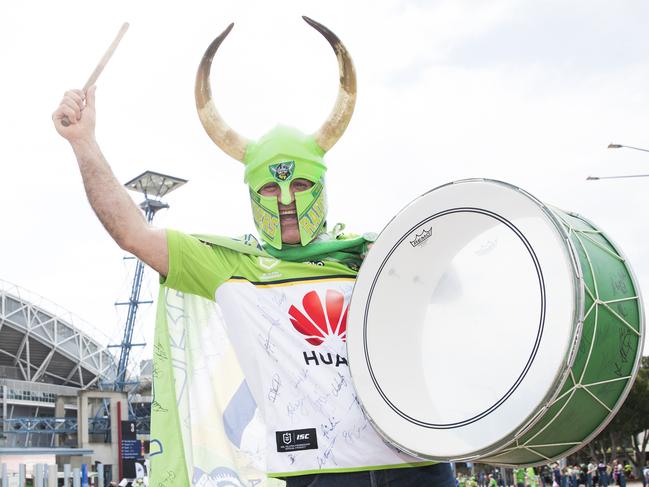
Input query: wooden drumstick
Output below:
<box><xmin>61</xmin><ymin>22</ymin><xmax>130</xmax><ymax>127</ymax></box>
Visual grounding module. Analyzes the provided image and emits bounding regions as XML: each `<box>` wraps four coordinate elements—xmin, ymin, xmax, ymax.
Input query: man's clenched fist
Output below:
<box><xmin>52</xmin><ymin>86</ymin><xmax>96</xmax><ymax>142</ymax></box>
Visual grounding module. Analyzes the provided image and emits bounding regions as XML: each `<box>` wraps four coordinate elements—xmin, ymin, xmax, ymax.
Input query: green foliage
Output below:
<box><xmin>612</xmin><ymin>355</ymin><xmax>649</xmax><ymax>437</ymax></box>
<box><xmin>574</xmin><ymin>356</ymin><xmax>649</xmax><ymax>473</ymax></box>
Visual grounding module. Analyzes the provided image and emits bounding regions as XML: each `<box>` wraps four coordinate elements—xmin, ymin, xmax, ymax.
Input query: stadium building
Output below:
<box><xmin>0</xmin><ymin>280</ymin><xmax>151</xmax><ymax>480</ymax></box>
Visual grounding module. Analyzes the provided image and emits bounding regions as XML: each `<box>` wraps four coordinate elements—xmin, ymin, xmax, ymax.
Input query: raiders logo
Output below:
<box><xmin>269</xmin><ymin>161</ymin><xmax>295</xmax><ymax>182</ymax></box>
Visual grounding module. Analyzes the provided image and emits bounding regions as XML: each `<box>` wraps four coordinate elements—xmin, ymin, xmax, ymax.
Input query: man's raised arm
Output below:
<box><xmin>52</xmin><ymin>86</ymin><xmax>169</xmax><ymax>276</ymax></box>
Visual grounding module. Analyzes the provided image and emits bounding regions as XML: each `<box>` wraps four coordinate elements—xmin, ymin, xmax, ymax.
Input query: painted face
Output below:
<box><xmin>244</xmin><ymin>126</ymin><xmax>328</xmax><ymax>249</ymax></box>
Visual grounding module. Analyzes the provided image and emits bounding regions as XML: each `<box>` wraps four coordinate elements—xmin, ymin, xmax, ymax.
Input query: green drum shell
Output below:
<box><xmin>480</xmin><ymin>208</ymin><xmax>644</xmax><ymax>466</ymax></box>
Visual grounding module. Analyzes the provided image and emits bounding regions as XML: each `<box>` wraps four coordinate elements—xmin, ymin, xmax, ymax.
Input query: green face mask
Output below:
<box><xmin>244</xmin><ymin>126</ymin><xmax>328</xmax><ymax>249</ymax></box>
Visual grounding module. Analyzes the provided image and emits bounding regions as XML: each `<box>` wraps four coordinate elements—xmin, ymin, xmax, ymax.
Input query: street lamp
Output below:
<box><xmin>587</xmin><ymin>174</ymin><xmax>649</xmax><ymax>180</ymax></box>
<box><xmin>607</xmin><ymin>143</ymin><xmax>649</xmax><ymax>154</ymax></box>
<box><xmin>587</xmin><ymin>143</ymin><xmax>649</xmax><ymax>180</ymax></box>
<box><xmin>113</xmin><ymin>170</ymin><xmax>187</xmax><ymax>391</ymax></box>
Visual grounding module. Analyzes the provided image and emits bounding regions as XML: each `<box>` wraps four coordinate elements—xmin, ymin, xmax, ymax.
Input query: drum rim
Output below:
<box><xmin>348</xmin><ymin>178</ymin><xmax>587</xmax><ymax>461</ymax></box>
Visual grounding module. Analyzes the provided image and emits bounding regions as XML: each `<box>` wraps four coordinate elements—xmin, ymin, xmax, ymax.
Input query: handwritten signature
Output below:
<box><xmin>258</xmin><ymin>326</ymin><xmax>279</xmax><ymax>363</ymax></box>
<box><xmin>342</xmin><ymin>420</ymin><xmax>370</xmax><ymax>444</ymax></box>
<box><xmin>257</xmin><ymin>304</ymin><xmax>281</xmax><ymax>327</ymax></box>
<box><xmin>286</xmin><ymin>398</ymin><xmax>306</xmax><ymax>420</ymax></box>
<box><xmin>331</xmin><ymin>372</ymin><xmax>347</xmax><ymax>397</ymax></box>
<box><xmin>317</xmin><ymin>438</ymin><xmax>337</xmax><ymax>469</ymax></box>
<box><xmin>321</xmin><ymin>416</ymin><xmax>341</xmax><ymax>439</ymax></box>
<box><xmin>268</xmin><ymin>373</ymin><xmax>281</xmax><ymax>403</ymax></box>
<box><xmin>294</xmin><ymin>369</ymin><xmax>309</xmax><ymax>389</ymax></box>
<box><xmin>153</xmin><ymin>470</ymin><xmax>176</xmax><ymax>487</ymax></box>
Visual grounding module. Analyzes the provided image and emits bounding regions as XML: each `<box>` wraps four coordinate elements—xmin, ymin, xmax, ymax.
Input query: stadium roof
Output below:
<box><xmin>0</xmin><ymin>280</ymin><xmax>116</xmax><ymax>388</ymax></box>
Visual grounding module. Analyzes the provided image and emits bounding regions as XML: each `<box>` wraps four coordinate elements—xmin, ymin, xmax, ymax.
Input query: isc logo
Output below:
<box><xmin>276</xmin><ymin>428</ymin><xmax>318</xmax><ymax>452</ymax></box>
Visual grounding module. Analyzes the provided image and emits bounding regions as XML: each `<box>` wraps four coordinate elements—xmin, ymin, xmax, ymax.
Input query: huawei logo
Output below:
<box><xmin>288</xmin><ymin>290</ymin><xmax>348</xmax><ymax>346</ymax></box>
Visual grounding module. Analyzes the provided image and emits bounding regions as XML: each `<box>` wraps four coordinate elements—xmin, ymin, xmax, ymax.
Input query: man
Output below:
<box><xmin>526</xmin><ymin>466</ymin><xmax>539</xmax><ymax>487</ymax></box>
<box><xmin>513</xmin><ymin>467</ymin><xmax>526</xmax><ymax>487</ymax></box>
<box><xmin>586</xmin><ymin>460</ymin><xmax>596</xmax><ymax>487</ymax></box>
<box><xmin>551</xmin><ymin>463</ymin><xmax>561</xmax><ymax>487</ymax></box>
<box><xmin>598</xmin><ymin>461</ymin><xmax>609</xmax><ymax>487</ymax></box>
<box><xmin>53</xmin><ymin>18</ymin><xmax>454</xmax><ymax>487</ymax></box>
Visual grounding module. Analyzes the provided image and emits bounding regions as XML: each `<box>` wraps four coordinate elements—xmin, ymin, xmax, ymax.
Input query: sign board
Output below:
<box><xmin>120</xmin><ymin>421</ymin><xmax>143</xmax><ymax>479</ymax></box>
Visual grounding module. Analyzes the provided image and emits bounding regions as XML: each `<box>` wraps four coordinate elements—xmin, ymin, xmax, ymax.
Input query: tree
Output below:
<box><xmin>576</xmin><ymin>356</ymin><xmax>649</xmax><ymax>476</ymax></box>
<box><xmin>620</xmin><ymin>356</ymin><xmax>649</xmax><ymax>474</ymax></box>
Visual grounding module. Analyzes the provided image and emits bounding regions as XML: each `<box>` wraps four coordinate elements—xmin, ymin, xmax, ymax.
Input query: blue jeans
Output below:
<box><xmin>619</xmin><ymin>473</ymin><xmax>626</xmax><ymax>487</ymax></box>
<box><xmin>600</xmin><ymin>472</ymin><xmax>609</xmax><ymax>487</ymax></box>
<box><xmin>281</xmin><ymin>463</ymin><xmax>455</xmax><ymax>486</ymax></box>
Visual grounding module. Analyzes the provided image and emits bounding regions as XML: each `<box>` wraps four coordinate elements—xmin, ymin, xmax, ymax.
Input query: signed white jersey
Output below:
<box><xmin>164</xmin><ymin>230</ymin><xmax>431</xmax><ymax>477</ymax></box>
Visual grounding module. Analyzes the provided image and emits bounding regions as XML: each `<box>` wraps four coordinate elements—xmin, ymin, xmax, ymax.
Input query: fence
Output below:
<box><xmin>0</xmin><ymin>463</ymin><xmax>105</xmax><ymax>487</ymax></box>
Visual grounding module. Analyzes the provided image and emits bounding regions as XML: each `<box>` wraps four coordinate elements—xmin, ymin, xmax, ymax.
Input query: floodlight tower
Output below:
<box><xmin>113</xmin><ymin>171</ymin><xmax>187</xmax><ymax>391</ymax></box>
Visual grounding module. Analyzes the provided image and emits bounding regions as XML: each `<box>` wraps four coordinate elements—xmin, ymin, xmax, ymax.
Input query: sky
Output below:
<box><xmin>1</xmin><ymin>0</ymin><xmax>649</xmax><ymax>375</ymax></box>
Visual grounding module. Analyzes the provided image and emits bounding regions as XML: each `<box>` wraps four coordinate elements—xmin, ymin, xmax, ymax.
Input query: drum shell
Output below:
<box><xmin>478</xmin><ymin>207</ymin><xmax>644</xmax><ymax>465</ymax></box>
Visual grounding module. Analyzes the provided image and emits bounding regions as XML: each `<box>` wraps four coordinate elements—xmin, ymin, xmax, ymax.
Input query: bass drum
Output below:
<box><xmin>347</xmin><ymin>179</ymin><xmax>644</xmax><ymax>465</ymax></box>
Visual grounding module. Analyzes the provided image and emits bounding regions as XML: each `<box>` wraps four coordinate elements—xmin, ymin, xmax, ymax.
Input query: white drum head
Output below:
<box><xmin>347</xmin><ymin>179</ymin><xmax>581</xmax><ymax>460</ymax></box>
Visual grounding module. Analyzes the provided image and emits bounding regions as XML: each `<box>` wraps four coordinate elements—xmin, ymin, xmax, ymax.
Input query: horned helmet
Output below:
<box><xmin>195</xmin><ymin>17</ymin><xmax>357</xmax><ymax>249</ymax></box>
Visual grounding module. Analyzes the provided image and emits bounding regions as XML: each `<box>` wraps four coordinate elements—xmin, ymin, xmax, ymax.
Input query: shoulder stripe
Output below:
<box><xmin>227</xmin><ymin>275</ymin><xmax>356</xmax><ymax>287</ymax></box>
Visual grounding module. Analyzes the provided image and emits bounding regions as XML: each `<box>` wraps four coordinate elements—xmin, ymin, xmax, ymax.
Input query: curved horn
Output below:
<box><xmin>303</xmin><ymin>16</ymin><xmax>357</xmax><ymax>152</ymax></box>
<box><xmin>195</xmin><ymin>23</ymin><xmax>249</xmax><ymax>162</ymax></box>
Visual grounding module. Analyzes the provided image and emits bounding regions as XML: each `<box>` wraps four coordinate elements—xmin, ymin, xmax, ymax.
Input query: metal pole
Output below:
<box><xmin>47</xmin><ymin>465</ymin><xmax>57</xmax><ymax>487</ymax></box>
<box><xmin>64</xmin><ymin>464</ymin><xmax>72</xmax><ymax>487</ymax></box>
<box><xmin>114</xmin><ymin>202</ymin><xmax>158</xmax><ymax>391</ymax></box>
<box><xmin>73</xmin><ymin>468</ymin><xmax>81</xmax><ymax>487</ymax></box>
<box><xmin>113</xmin><ymin>171</ymin><xmax>185</xmax><ymax>393</ymax></box>
<box><xmin>18</xmin><ymin>464</ymin><xmax>25</xmax><ymax>487</ymax></box>
<box><xmin>115</xmin><ymin>252</ymin><xmax>148</xmax><ymax>389</ymax></box>
<box><xmin>34</xmin><ymin>464</ymin><xmax>44</xmax><ymax>487</ymax></box>
<box><xmin>1</xmin><ymin>386</ymin><xmax>7</xmax><ymax>440</ymax></box>
<box><xmin>587</xmin><ymin>174</ymin><xmax>649</xmax><ymax>180</ymax></box>
<box><xmin>97</xmin><ymin>464</ymin><xmax>104</xmax><ymax>487</ymax></box>
<box><xmin>1</xmin><ymin>463</ymin><xmax>8</xmax><ymax>487</ymax></box>
<box><xmin>117</xmin><ymin>401</ymin><xmax>123</xmax><ymax>481</ymax></box>
<box><xmin>610</xmin><ymin>144</ymin><xmax>649</xmax><ymax>153</ymax></box>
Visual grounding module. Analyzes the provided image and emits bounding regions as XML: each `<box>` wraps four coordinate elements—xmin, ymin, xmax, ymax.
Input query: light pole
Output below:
<box><xmin>587</xmin><ymin>143</ymin><xmax>649</xmax><ymax>181</ymax></box>
<box><xmin>607</xmin><ymin>143</ymin><xmax>649</xmax><ymax>154</ymax></box>
<box><xmin>112</xmin><ymin>170</ymin><xmax>187</xmax><ymax>391</ymax></box>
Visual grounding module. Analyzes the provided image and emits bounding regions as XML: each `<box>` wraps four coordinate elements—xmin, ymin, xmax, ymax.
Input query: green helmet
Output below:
<box><xmin>244</xmin><ymin>126</ymin><xmax>327</xmax><ymax>248</ymax></box>
<box><xmin>195</xmin><ymin>17</ymin><xmax>356</xmax><ymax>249</ymax></box>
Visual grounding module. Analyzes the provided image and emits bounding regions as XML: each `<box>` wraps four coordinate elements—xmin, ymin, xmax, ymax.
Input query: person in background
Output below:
<box><xmin>641</xmin><ymin>463</ymin><xmax>649</xmax><ymax>487</ymax></box>
<box><xmin>598</xmin><ymin>461</ymin><xmax>609</xmax><ymax>487</ymax></box>
<box><xmin>526</xmin><ymin>466</ymin><xmax>539</xmax><ymax>487</ymax></box>
<box><xmin>551</xmin><ymin>463</ymin><xmax>561</xmax><ymax>487</ymax></box>
<box><xmin>479</xmin><ymin>470</ymin><xmax>486</xmax><ymax>487</ymax></box>
<box><xmin>586</xmin><ymin>459</ymin><xmax>597</xmax><ymax>487</ymax></box>
<box><xmin>617</xmin><ymin>462</ymin><xmax>627</xmax><ymax>487</ymax></box>
<box><xmin>513</xmin><ymin>467</ymin><xmax>526</xmax><ymax>487</ymax></box>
